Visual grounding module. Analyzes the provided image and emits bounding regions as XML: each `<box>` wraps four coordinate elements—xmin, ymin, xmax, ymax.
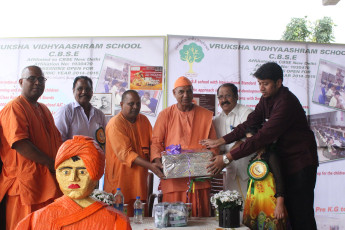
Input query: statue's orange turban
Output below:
<box><xmin>55</xmin><ymin>135</ymin><xmax>105</xmax><ymax>181</ymax></box>
<box><xmin>174</xmin><ymin>76</ymin><xmax>192</xmax><ymax>89</ymax></box>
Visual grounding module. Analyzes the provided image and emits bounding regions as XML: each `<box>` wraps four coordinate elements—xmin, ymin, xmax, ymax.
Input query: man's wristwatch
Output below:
<box><xmin>223</xmin><ymin>154</ymin><xmax>230</xmax><ymax>165</ymax></box>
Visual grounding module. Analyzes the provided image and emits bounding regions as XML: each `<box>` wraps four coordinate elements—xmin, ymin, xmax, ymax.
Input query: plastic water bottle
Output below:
<box><xmin>134</xmin><ymin>196</ymin><xmax>143</xmax><ymax>224</ymax></box>
<box><xmin>113</xmin><ymin>188</ymin><xmax>124</xmax><ymax>212</ymax></box>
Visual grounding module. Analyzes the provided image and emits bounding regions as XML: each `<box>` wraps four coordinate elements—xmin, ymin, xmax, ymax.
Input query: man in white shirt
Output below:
<box><xmin>213</xmin><ymin>83</ymin><xmax>253</xmax><ymax>199</ymax></box>
<box><xmin>54</xmin><ymin>76</ymin><xmax>107</xmax><ymax>143</ymax></box>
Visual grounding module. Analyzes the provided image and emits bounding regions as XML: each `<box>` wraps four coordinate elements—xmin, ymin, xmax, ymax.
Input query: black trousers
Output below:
<box><xmin>284</xmin><ymin>165</ymin><xmax>318</xmax><ymax>230</ymax></box>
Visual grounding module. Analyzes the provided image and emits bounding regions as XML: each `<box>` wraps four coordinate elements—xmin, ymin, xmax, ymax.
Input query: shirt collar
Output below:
<box><xmin>220</xmin><ymin>103</ymin><xmax>240</xmax><ymax>117</ymax></box>
<box><xmin>72</xmin><ymin>101</ymin><xmax>94</xmax><ymax>112</ymax></box>
<box><xmin>72</xmin><ymin>101</ymin><xmax>81</xmax><ymax>108</ymax></box>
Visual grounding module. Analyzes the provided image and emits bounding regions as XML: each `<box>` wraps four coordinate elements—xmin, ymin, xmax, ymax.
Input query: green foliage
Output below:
<box><xmin>313</xmin><ymin>17</ymin><xmax>335</xmax><ymax>43</ymax></box>
<box><xmin>282</xmin><ymin>16</ymin><xmax>336</xmax><ymax>43</ymax></box>
<box><xmin>282</xmin><ymin>16</ymin><xmax>311</xmax><ymax>42</ymax></box>
<box><xmin>179</xmin><ymin>43</ymin><xmax>204</xmax><ymax>64</ymax></box>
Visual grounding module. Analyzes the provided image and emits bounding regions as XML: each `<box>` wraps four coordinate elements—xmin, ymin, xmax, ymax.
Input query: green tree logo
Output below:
<box><xmin>179</xmin><ymin>43</ymin><xmax>204</xmax><ymax>73</ymax></box>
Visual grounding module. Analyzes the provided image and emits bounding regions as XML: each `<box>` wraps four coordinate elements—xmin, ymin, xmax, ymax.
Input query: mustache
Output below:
<box><xmin>221</xmin><ymin>101</ymin><xmax>231</xmax><ymax>106</ymax></box>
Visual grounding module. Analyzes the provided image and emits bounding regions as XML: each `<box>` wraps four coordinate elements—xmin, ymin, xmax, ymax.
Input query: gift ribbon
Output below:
<box><xmin>165</xmin><ymin>144</ymin><xmax>182</xmax><ymax>155</ymax></box>
<box><xmin>188</xmin><ymin>177</ymin><xmax>212</xmax><ymax>193</ymax></box>
<box><xmin>247</xmin><ymin>179</ymin><xmax>255</xmax><ymax>195</ymax></box>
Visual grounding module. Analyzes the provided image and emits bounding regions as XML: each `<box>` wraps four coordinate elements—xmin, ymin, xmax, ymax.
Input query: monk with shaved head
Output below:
<box><xmin>151</xmin><ymin>76</ymin><xmax>218</xmax><ymax>217</ymax></box>
<box><xmin>104</xmin><ymin>90</ymin><xmax>164</xmax><ymax>216</ymax></box>
<box><xmin>0</xmin><ymin>66</ymin><xmax>63</xmax><ymax>229</ymax></box>
<box><xmin>16</xmin><ymin>135</ymin><xmax>131</xmax><ymax>229</ymax></box>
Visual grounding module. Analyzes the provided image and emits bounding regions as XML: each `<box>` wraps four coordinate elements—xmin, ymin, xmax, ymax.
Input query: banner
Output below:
<box><xmin>167</xmin><ymin>35</ymin><xmax>345</xmax><ymax>226</ymax></box>
<box><xmin>0</xmin><ymin>36</ymin><xmax>166</xmax><ymax>124</ymax></box>
<box><xmin>1</xmin><ymin>35</ymin><xmax>345</xmax><ymax>227</ymax></box>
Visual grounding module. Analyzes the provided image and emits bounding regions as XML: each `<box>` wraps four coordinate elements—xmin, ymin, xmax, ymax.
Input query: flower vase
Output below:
<box><xmin>218</xmin><ymin>207</ymin><xmax>240</xmax><ymax>228</ymax></box>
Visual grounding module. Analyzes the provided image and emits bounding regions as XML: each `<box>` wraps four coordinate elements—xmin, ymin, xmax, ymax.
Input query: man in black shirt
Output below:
<box><xmin>202</xmin><ymin>62</ymin><xmax>318</xmax><ymax>230</ymax></box>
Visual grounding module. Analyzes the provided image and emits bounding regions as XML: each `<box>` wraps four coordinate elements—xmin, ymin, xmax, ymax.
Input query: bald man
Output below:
<box><xmin>104</xmin><ymin>90</ymin><xmax>164</xmax><ymax>216</ymax></box>
<box><xmin>0</xmin><ymin>66</ymin><xmax>62</xmax><ymax>229</ymax></box>
<box><xmin>151</xmin><ymin>76</ymin><xmax>218</xmax><ymax>217</ymax></box>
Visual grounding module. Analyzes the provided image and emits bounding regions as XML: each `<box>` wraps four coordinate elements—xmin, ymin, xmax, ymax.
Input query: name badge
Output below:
<box><xmin>95</xmin><ymin>127</ymin><xmax>106</xmax><ymax>150</ymax></box>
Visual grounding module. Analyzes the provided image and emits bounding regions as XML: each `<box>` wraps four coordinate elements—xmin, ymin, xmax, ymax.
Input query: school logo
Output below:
<box><xmin>179</xmin><ymin>42</ymin><xmax>204</xmax><ymax>77</ymax></box>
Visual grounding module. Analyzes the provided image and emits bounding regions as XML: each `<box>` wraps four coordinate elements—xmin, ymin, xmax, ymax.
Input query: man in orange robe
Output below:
<box><xmin>0</xmin><ymin>66</ymin><xmax>63</xmax><ymax>230</ymax></box>
<box><xmin>15</xmin><ymin>135</ymin><xmax>131</xmax><ymax>230</ymax></box>
<box><xmin>151</xmin><ymin>76</ymin><xmax>218</xmax><ymax>217</ymax></box>
<box><xmin>104</xmin><ymin>90</ymin><xmax>164</xmax><ymax>216</ymax></box>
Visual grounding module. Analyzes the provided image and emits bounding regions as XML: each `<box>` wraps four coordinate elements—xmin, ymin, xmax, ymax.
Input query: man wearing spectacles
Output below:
<box><xmin>212</xmin><ymin>83</ymin><xmax>253</xmax><ymax>218</ymax></box>
<box><xmin>0</xmin><ymin>66</ymin><xmax>63</xmax><ymax>230</ymax></box>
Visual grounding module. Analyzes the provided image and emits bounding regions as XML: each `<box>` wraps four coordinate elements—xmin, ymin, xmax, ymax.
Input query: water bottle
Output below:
<box><xmin>134</xmin><ymin>196</ymin><xmax>143</xmax><ymax>224</ymax></box>
<box><xmin>113</xmin><ymin>188</ymin><xmax>124</xmax><ymax>212</ymax></box>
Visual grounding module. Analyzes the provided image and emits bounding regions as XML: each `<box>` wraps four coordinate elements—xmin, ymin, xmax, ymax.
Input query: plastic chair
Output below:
<box><xmin>210</xmin><ymin>172</ymin><xmax>226</xmax><ymax>216</ymax></box>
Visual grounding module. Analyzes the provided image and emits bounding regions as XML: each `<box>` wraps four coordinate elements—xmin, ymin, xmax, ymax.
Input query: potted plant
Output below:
<box><xmin>210</xmin><ymin>190</ymin><xmax>243</xmax><ymax>228</ymax></box>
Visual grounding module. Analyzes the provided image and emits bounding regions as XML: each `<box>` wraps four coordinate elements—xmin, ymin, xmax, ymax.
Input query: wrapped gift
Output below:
<box><xmin>153</xmin><ymin>202</ymin><xmax>188</xmax><ymax>228</ymax></box>
<box><xmin>161</xmin><ymin>147</ymin><xmax>213</xmax><ymax>179</ymax></box>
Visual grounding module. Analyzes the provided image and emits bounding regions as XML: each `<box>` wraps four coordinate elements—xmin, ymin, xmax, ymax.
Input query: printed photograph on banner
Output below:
<box><xmin>312</xmin><ymin>59</ymin><xmax>345</xmax><ymax>111</ymax></box>
<box><xmin>137</xmin><ymin>90</ymin><xmax>161</xmax><ymax>117</ymax></box>
<box><xmin>309</xmin><ymin>110</ymin><xmax>345</xmax><ymax>163</ymax></box>
<box><xmin>90</xmin><ymin>93</ymin><xmax>112</xmax><ymax>115</ymax></box>
<box><xmin>193</xmin><ymin>93</ymin><xmax>216</xmax><ymax>116</ymax></box>
<box><xmin>95</xmin><ymin>54</ymin><xmax>144</xmax><ymax>115</ymax></box>
<box><xmin>129</xmin><ymin>66</ymin><xmax>163</xmax><ymax>90</ymax></box>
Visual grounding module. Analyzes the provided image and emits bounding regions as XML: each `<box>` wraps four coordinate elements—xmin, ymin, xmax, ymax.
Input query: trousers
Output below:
<box><xmin>284</xmin><ymin>165</ymin><xmax>318</xmax><ymax>230</ymax></box>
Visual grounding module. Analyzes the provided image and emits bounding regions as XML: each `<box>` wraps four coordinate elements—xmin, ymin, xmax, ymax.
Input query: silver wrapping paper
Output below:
<box><xmin>162</xmin><ymin>150</ymin><xmax>213</xmax><ymax>179</ymax></box>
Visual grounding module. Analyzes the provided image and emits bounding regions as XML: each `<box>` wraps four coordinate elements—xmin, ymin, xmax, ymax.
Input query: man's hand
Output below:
<box><xmin>150</xmin><ymin>162</ymin><xmax>165</xmax><ymax>179</ymax></box>
<box><xmin>134</xmin><ymin>157</ymin><xmax>165</xmax><ymax>179</ymax></box>
<box><xmin>207</xmin><ymin>155</ymin><xmax>227</xmax><ymax>175</ymax></box>
<box><xmin>153</xmin><ymin>158</ymin><xmax>163</xmax><ymax>168</ymax></box>
<box><xmin>13</xmin><ymin>139</ymin><xmax>55</xmax><ymax>173</ymax></box>
<box><xmin>274</xmin><ymin>197</ymin><xmax>285</xmax><ymax>220</ymax></box>
<box><xmin>199</xmin><ymin>138</ymin><xmax>226</xmax><ymax>148</ymax></box>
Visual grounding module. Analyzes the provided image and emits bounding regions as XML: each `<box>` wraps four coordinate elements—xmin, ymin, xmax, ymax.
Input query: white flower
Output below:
<box><xmin>90</xmin><ymin>189</ymin><xmax>114</xmax><ymax>205</ymax></box>
<box><xmin>210</xmin><ymin>190</ymin><xmax>243</xmax><ymax>210</ymax></box>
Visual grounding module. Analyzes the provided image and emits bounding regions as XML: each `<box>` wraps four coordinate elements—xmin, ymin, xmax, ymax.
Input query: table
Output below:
<box><xmin>129</xmin><ymin>217</ymin><xmax>250</xmax><ymax>230</ymax></box>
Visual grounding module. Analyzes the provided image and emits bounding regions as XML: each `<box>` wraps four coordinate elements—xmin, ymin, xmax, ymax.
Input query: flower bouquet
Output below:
<box><xmin>90</xmin><ymin>189</ymin><xmax>114</xmax><ymax>206</ymax></box>
<box><xmin>210</xmin><ymin>190</ymin><xmax>243</xmax><ymax>228</ymax></box>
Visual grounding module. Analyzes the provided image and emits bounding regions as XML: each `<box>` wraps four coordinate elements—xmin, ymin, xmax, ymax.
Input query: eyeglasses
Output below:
<box><xmin>22</xmin><ymin>76</ymin><xmax>47</xmax><ymax>84</ymax></box>
<box><xmin>217</xmin><ymin>94</ymin><xmax>232</xmax><ymax>100</ymax></box>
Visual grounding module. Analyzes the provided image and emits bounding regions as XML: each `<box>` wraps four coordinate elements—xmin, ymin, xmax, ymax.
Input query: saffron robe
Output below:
<box><xmin>104</xmin><ymin>112</ymin><xmax>152</xmax><ymax>216</ymax></box>
<box><xmin>15</xmin><ymin>195</ymin><xmax>132</xmax><ymax>230</ymax></box>
<box><xmin>151</xmin><ymin>104</ymin><xmax>218</xmax><ymax>217</ymax></box>
<box><xmin>0</xmin><ymin>96</ymin><xmax>62</xmax><ymax>229</ymax></box>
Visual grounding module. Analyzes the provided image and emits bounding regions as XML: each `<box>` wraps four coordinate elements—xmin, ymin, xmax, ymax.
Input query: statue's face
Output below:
<box><xmin>56</xmin><ymin>157</ymin><xmax>97</xmax><ymax>200</ymax></box>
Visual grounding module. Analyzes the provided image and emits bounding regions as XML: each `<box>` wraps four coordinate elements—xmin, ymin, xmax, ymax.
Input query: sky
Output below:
<box><xmin>0</xmin><ymin>0</ymin><xmax>344</xmax><ymax>44</ymax></box>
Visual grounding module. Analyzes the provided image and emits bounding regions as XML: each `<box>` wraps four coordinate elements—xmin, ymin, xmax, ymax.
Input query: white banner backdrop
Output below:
<box><xmin>0</xmin><ymin>36</ymin><xmax>166</xmax><ymax>124</ymax></box>
<box><xmin>167</xmin><ymin>35</ymin><xmax>345</xmax><ymax>227</ymax></box>
<box><xmin>1</xmin><ymin>35</ymin><xmax>345</xmax><ymax>227</ymax></box>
